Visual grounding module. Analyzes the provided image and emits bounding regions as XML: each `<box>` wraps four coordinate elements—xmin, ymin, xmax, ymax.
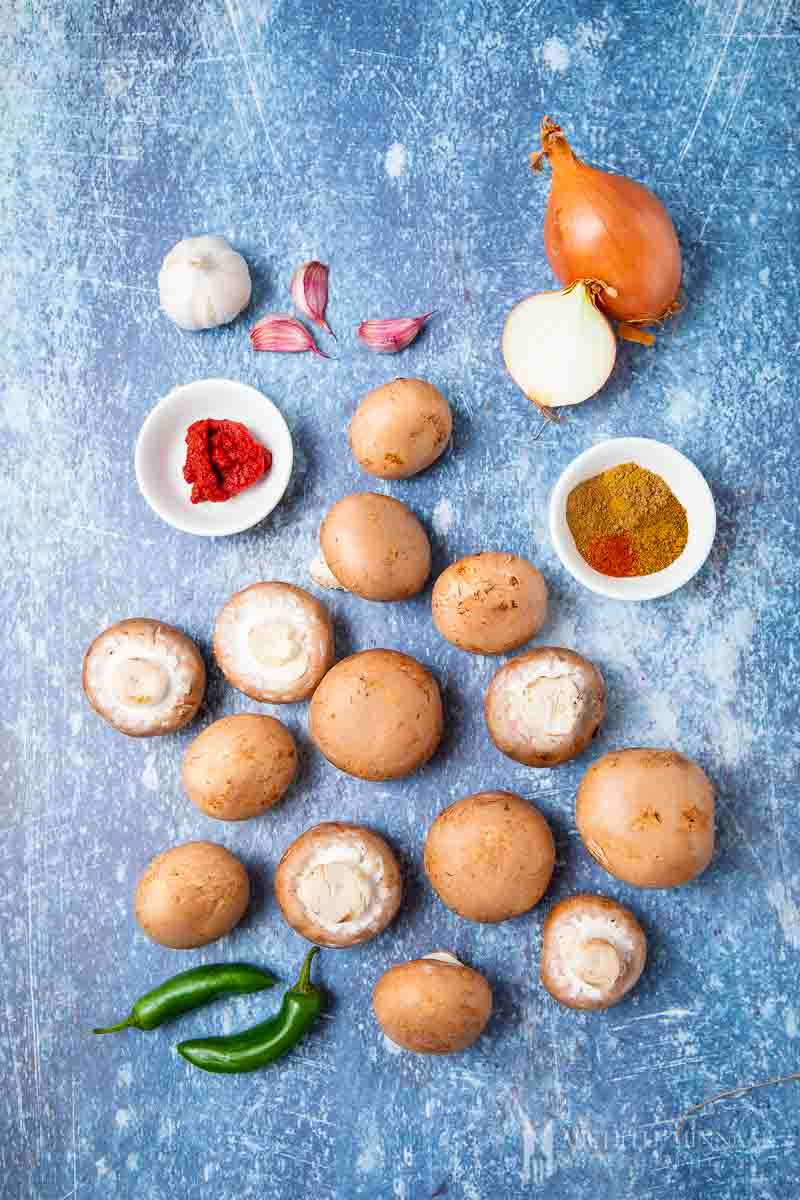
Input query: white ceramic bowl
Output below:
<box><xmin>548</xmin><ymin>437</ymin><xmax>716</xmax><ymax>601</ymax></box>
<box><xmin>135</xmin><ymin>378</ymin><xmax>293</xmax><ymax>536</ymax></box>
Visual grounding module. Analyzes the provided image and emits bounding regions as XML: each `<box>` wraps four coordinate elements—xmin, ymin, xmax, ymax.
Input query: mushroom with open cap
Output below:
<box><xmin>540</xmin><ymin>894</ymin><xmax>647</xmax><ymax>1010</ymax></box>
<box><xmin>313</xmin><ymin>492</ymin><xmax>431</xmax><ymax>601</ymax></box>
<box><xmin>424</xmin><ymin>791</ymin><xmax>555</xmax><ymax>922</ymax></box>
<box><xmin>577</xmin><ymin>748</ymin><xmax>715</xmax><ymax>888</ymax></box>
<box><xmin>373</xmin><ymin>952</ymin><xmax>493</xmax><ymax>1054</ymax></box>
<box><xmin>349</xmin><ymin>377</ymin><xmax>452</xmax><ymax>480</ymax></box>
<box><xmin>213</xmin><ymin>582</ymin><xmax>335</xmax><ymax>703</ymax></box>
<box><xmin>82</xmin><ymin>618</ymin><xmax>206</xmax><ymax>737</ymax></box>
<box><xmin>432</xmin><ymin>552</ymin><xmax>548</xmax><ymax>655</ymax></box>
<box><xmin>182</xmin><ymin>714</ymin><xmax>297</xmax><ymax>821</ymax></box>
<box><xmin>309</xmin><ymin>649</ymin><xmax>443</xmax><ymax>780</ymax></box>
<box><xmin>485</xmin><ymin>646</ymin><xmax>605</xmax><ymax>767</ymax></box>
<box><xmin>274</xmin><ymin>822</ymin><xmax>402</xmax><ymax>947</ymax></box>
<box><xmin>134</xmin><ymin>841</ymin><xmax>250</xmax><ymax>950</ymax></box>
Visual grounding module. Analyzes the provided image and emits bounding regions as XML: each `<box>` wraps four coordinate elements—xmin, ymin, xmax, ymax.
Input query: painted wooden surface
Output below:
<box><xmin>2</xmin><ymin>1</ymin><xmax>799</xmax><ymax>1197</ymax></box>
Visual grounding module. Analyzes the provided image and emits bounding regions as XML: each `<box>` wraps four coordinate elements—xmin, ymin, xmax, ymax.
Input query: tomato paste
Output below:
<box><xmin>183</xmin><ymin>419</ymin><xmax>271</xmax><ymax>504</ymax></box>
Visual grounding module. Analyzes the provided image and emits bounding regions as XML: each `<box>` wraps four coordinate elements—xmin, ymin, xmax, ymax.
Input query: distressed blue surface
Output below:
<box><xmin>2</xmin><ymin>1</ymin><xmax>799</xmax><ymax>1197</ymax></box>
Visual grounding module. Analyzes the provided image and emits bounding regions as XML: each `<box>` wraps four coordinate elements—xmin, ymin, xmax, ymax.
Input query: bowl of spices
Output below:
<box><xmin>135</xmin><ymin>378</ymin><xmax>293</xmax><ymax>536</ymax></box>
<box><xmin>549</xmin><ymin>437</ymin><xmax>715</xmax><ymax>601</ymax></box>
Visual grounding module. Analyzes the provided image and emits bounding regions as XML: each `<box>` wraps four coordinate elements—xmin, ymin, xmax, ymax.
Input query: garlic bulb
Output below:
<box><xmin>158</xmin><ymin>235</ymin><xmax>252</xmax><ymax>331</ymax></box>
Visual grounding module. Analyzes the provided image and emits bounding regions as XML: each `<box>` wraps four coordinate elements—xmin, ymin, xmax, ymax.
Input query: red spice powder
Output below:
<box><xmin>585</xmin><ymin>534</ymin><xmax>636</xmax><ymax>577</ymax></box>
<box><xmin>183</xmin><ymin>419</ymin><xmax>271</xmax><ymax>504</ymax></box>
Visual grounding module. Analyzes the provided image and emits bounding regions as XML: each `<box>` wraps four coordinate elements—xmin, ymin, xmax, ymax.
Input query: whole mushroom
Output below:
<box><xmin>315</xmin><ymin>493</ymin><xmax>431</xmax><ymax>601</ymax></box>
<box><xmin>373</xmin><ymin>952</ymin><xmax>492</xmax><ymax>1054</ymax></box>
<box><xmin>349</xmin><ymin>378</ymin><xmax>452</xmax><ymax>480</ymax></box>
<box><xmin>82</xmin><ymin>618</ymin><xmax>206</xmax><ymax>737</ymax></box>
<box><xmin>576</xmin><ymin>748</ymin><xmax>715</xmax><ymax>888</ymax></box>
<box><xmin>432</xmin><ymin>552</ymin><xmax>548</xmax><ymax>655</ymax></box>
<box><xmin>541</xmin><ymin>894</ymin><xmax>647</xmax><ymax>1010</ymax></box>
<box><xmin>424</xmin><ymin>791</ymin><xmax>555</xmax><ymax>922</ymax></box>
<box><xmin>485</xmin><ymin>646</ymin><xmax>605</xmax><ymax>767</ymax></box>
<box><xmin>309</xmin><ymin>649</ymin><xmax>443</xmax><ymax>781</ymax></box>
<box><xmin>182</xmin><ymin>714</ymin><xmax>297</xmax><ymax>821</ymax></box>
<box><xmin>274</xmin><ymin>822</ymin><xmax>402</xmax><ymax>948</ymax></box>
<box><xmin>134</xmin><ymin>841</ymin><xmax>250</xmax><ymax>949</ymax></box>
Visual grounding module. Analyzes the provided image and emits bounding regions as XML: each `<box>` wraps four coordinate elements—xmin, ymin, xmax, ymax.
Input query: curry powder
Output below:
<box><xmin>566</xmin><ymin>462</ymin><xmax>688</xmax><ymax>577</ymax></box>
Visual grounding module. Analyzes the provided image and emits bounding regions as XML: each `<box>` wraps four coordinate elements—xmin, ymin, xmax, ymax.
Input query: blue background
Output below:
<box><xmin>2</xmin><ymin>1</ymin><xmax>799</xmax><ymax>1197</ymax></box>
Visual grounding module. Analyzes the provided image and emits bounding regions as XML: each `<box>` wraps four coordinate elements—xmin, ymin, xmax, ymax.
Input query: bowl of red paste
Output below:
<box><xmin>135</xmin><ymin>379</ymin><xmax>293</xmax><ymax>536</ymax></box>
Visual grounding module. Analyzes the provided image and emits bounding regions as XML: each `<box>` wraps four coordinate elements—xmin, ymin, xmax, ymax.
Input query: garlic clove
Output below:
<box><xmin>290</xmin><ymin>260</ymin><xmax>335</xmax><ymax>339</ymax></box>
<box><xmin>249</xmin><ymin>313</ymin><xmax>329</xmax><ymax>357</ymax></box>
<box><xmin>357</xmin><ymin>312</ymin><xmax>434</xmax><ymax>354</ymax></box>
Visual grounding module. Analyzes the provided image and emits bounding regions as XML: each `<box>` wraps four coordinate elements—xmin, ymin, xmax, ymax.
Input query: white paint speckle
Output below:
<box><xmin>96</xmin><ymin>1157</ymin><xmax>111</xmax><ymax>1177</ymax></box>
<box><xmin>766</xmin><ymin>880</ymin><xmax>800</xmax><ymax>950</ymax></box>
<box><xmin>432</xmin><ymin>497</ymin><xmax>455</xmax><ymax>537</ymax></box>
<box><xmin>759</xmin><ymin>267</ymin><xmax>771</xmax><ymax>287</ymax></box>
<box><xmin>115</xmin><ymin>862</ymin><xmax>127</xmax><ymax>884</ymax></box>
<box><xmin>0</xmin><ymin>384</ymin><xmax>33</xmax><ymax>433</ymax></box>
<box><xmin>115</xmin><ymin>1107</ymin><xmax>133</xmax><ymax>1129</ymax></box>
<box><xmin>786</xmin><ymin>1007</ymin><xmax>798</xmax><ymax>1039</ymax></box>
<box><xmin>126</xmin><ymin>1152</ymin><xmax>139</xmax><ymax>1171</ymax></box>
<box><xmin>141</xmin><ymin>755</ymin><xmax>159</xmax><ymax>792</ymax></box>
<box><xmin>542</xmin><ymin>37</ymin><xmax>570</xmax><ymax>73</ymax></box>
<box><xmin>668</xmin><ymin>387</ymin><xmax>698</xmax><ymax>426</ymax></box>
<box><xmin>117</xmin><ymin>1063</ymin><xmax>132</xmax><ymax>1087</ymax></box>
<box><xmin>384</xmin><ymin>142</ymin><xmax>407</xmax><ymax>179</ymax></box>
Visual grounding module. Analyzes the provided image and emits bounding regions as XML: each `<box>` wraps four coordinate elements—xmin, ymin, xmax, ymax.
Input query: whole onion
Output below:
<box><xmin>531</xmin><ymin>116</ymin><xmax>682</xmax><ymax>336</ymax></box>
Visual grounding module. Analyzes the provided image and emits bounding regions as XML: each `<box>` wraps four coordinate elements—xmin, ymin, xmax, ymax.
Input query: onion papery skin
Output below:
<box><xmin>534</xmin><ymin>117</ymin><xmax>682</xmax><ymax>325</ymax></box>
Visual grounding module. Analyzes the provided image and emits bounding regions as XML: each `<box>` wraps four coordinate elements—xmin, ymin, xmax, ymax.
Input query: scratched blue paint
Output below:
<box><xmin>2</xmin><ymin>1</ymin><xmax>799</xmax><ymax>1197</ymax></box>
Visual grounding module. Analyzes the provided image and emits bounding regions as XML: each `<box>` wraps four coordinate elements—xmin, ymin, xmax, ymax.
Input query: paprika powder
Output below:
<box><xmin>183</xmin><ymin>418</ymin><xmax>271</xmax><ymax>504</ymax></box>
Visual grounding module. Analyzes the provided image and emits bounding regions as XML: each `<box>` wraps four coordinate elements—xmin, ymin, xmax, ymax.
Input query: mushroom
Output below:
<box><xmin>576</xmin><ymin>748</ymin><xmax>715</xmax><ymax>888</ymax></box>
<box><xmin>82</xmin><ymin>618</ymin><xmax>206</xmax><ymax>737</ymax></box>
<box><xmin>349</xmin><ymin>378</ymin><xmax>452</xmax><ymax>480</ymax></box>
<box><xmin>182</xmin><ymin>714</ymin><xmax>297</xmax><ymax>821</ymax></box>
<box><xmin>540</xmin><ymin>894</ymin><xmax>647</xmax><ymax>1010</ymax></box>
<box><xmin>373</xmin><ymin>953</ymin><xmax>492</xmax><ymax>1054</ymax></box>
<box><xmin>309</xmin><ymin>649</ymin><xmax>443</xmax><ymax>780</ymax></box>
<box><xmin>485</xmin><ymin>646</ymin><xmax>605</xmax><ymax>767</ymax></box>
<box><xmin>274</xmin><ymin>822</ymin><xmax>402</xmax><ymax>947</ymax></box>
<box><xmin>213</xmin><ymin>582</ymin><xmax>335</xmax><ymax>703</ymax></box>
<box><xmin>424</xmin><ymin>791</ymin><xmax>555</xmax><ymax>922</ymax></box>
<box><xmin>134</xmin><ymin>841</ymin><xmax>249</xmax><ymax>949</ymax></box>
<box><xmin>432</xmin><ymin>552</ymin><xmax>548</xmax><ymax>655</ymax></box>
<box><xmin>316</xmin><ymin>492</ymin><xmax>431</xmax><ymax>601</ymax></box>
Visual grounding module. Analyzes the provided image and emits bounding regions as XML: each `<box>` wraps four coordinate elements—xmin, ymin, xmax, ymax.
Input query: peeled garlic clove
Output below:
<box><xmin>290</xmin><ymin>261</ymin><xmax>335</xmax><ymax>338</ymax></box>
<box><xmin>502</xmin><ymin>281</ymin><xmax>616</xmax><ymax>412</ymax></box>
<box><xmin>249</xmin><ymin>313</ymin><xmax>329</xmax><ymax>357</ymax></box>
<box><xmin>158</xmin><ymin>235</ymin><xmax>251</xmax><ymax>331</ymax></box>
<box><xmin>358</xmin><ymin>312</ymin><xmax>433</xmax><ymax>354</ymax></box>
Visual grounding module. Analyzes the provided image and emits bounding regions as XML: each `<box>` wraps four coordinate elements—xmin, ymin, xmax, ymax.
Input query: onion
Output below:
<box><xmin>531</xmin><ymin>116</ymin><xmax>682</xmax><ymax>341</ymax></box>
<box><xmin>502</xmin><ymin>280</ymin><xmax>617</xmax><ymax>413</ymax></box>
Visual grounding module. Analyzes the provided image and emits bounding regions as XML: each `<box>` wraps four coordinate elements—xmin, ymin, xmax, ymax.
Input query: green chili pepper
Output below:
<box><xmin>93</xmin><ymin>963</ymin><xmax>277</xmax><ymax>1035</ymax></box>
<box><xmin>177</xmin><ymin>947</ymin><xmax>322</xmax><ymax>1074</ymax></box>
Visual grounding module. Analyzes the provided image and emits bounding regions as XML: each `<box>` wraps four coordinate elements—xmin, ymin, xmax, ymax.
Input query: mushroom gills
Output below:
<box><xmin>218</xmin><ymin>590</ymin><xmax>316</xmax><ymax>689</ymax></box>
<box><xmin>550</xmin><ymin>912</ymin><xmax>635</xmax><ymax>1002</ymax></box>
<box><xmin>523</xmin><ymin>674</ymin><xmax>583</xmax><ymax>736</ymax></box>
<box><xmin>111</xmin><ymin>656</ymin><xmax>171</xmax><ymax>707</ymax></box>
<box><xmin>294</xmin><ymin>843</ymin><xmax>388</xmax><ymax>935</ymax></box>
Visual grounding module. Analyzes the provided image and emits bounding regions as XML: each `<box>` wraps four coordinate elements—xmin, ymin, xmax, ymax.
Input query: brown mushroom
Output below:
<box><xmin>349</xmin><ymin>378</ymin><xmax>452</xmax><ymax>480</ymax></box>
<box><xmin>309</xmin><ymin>649</ymin><xmax>443</xmax><ymax>780</ymax></box>
<box><xmin>432</xmin><ymin>552</ymin><xmax>548</xmax><ymax>654</ymax></box>
<box><xmin>576</xmin><ymin>748</ymin><xmax>715</xmax><ymax>888</ymax></box>
<box><xmin>213</xmin><ymin>582</ymin><xmax>335</xmax><ymax>703</ymax></box>
<box><xmin>424</xmin><ymin>791</ymin><xmax>555</xmax><ymax>922</ymax></box>
<box><xmin>82</xmin><ymin>618</ymin><xmax>206</xmax><ymax>737</ymax></box>
<box><xmin>274</xmin><ymin>822</ymin><xmax>402</xmax><ymax>947</ymax></box>
<box><xmin>373</xmin><ymin>953</ymin><xmax>492</xmax><ymax>1054</ymax></box>
<box><xmin>182</xmin><ymin>714</ymin><xmax>297</xmax><ymax>821</ymax></box>
<box><xmin>485</xmin><ymin>646</ymin><xmax>605</xmax><ymax>767</ymax></box>
<box><xmin>318</xmin><ymin>493</ymin><xmax>431</xmax><ymax>601</ymax></box>
<box><xmin>134</xmin><ymin>841</ymin><xmax>249</xmax><ymax>949</ymax></box>
<box><xmin>540</xmin><ymin>894</ymin><xmax>647</xmax><ymax>1010</ymax></box>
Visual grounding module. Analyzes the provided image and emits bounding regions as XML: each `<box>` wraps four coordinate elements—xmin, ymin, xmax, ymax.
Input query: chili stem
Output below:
<box><xmin>93</xmin><ymin>1016</ymin><xmax>136</xmax><ymax>1035</ymax></box>
<box><xmin>295</xmin><ymin>946</ymin><xmax>319</xmax><ymax>992</ymax></box>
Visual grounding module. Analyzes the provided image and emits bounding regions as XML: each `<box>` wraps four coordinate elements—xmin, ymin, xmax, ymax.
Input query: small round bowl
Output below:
<box><xmin>135</xmin><ymin>378</ymin><xmax>293</xmax><ymax>536</ymax></box>
<box><xmin>549</xmin><ymin>437</ymin><xmax>715</xmax><ymax>601</ymax></box>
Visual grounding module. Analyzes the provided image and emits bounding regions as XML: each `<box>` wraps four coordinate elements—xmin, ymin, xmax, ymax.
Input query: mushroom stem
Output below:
<box><xmin>571</xmin><ymin>939</ymin><xmax>622</xmax><ymax>989</ymax></box>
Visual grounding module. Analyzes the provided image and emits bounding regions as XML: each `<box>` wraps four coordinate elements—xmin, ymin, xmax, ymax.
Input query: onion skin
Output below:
<box><xmin>532</xmin><ymin>116</ymin><xmax>682</xmax><ymax>326</ymax></box>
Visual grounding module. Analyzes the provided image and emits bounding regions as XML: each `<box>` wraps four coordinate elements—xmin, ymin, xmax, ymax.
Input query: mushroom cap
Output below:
<box><xmin>349</xmin><ymin>378</ymin><xmax>452</xmax><ymax>480</ymax></box>
<box><xmin>134</xmin><ymin>841</ymin><xmax>249</xmax><ymax>949</ymax></box>
<box><xmin>213</xmin><ymin>582</ymin><xmax>335</xmax><ymax>703</ymax></box>
<box><xmin>82</xmin><ymin>618</ymin><xmax>206</xmax><ymax>737</ymax></box>
<box><xmin>576</xmin><ymin>748</ymin><xmax>715</xmax><ymax>888</ymax></box>
<box><xmin>540</xmin><ymin>893</ymin><xmax>647</xmax><ymax>1010</ymax></box>
<box><xmin>320</xmin><ymin>493</ymin><xmax>431</xmax><ymax>601</ymax></box>
<box><xmin>182</xmin><ymin>714</ymin><xmax>297</xmax><ymax>821</ymax></box>
<box><xmin>373</xmin><ymin>955</ymin><xmax>493</xmax><ymax>1054</ymax></box>
<box><xmin>309</xmin><ymin>649</ymin><xmax>443</xmax><ymax>780</ymax></box>
<box><xmin>485</xmin><ymin>646</ymin><xmax>605</xmax><ymax>767</ymax></box>
<box><xmin>424</xmin><ymin>791</ymin><xmax>555</xmax><ymax>922</ymax></box>
<box><xmin>274</xmin><ymin>821</ymin><xmax>402</xmax><ymax>948</ymax></box>
<box><xmin>432</xmin><ymin>552</ymin><xmax>548</xmax><ymax>655</ymax></box>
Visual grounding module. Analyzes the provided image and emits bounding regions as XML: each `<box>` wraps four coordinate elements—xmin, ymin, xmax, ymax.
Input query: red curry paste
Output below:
<box><xmin>183</xmin><ymin>419</ymin><xmax>271</xmax><ymax>504</ymax></box>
